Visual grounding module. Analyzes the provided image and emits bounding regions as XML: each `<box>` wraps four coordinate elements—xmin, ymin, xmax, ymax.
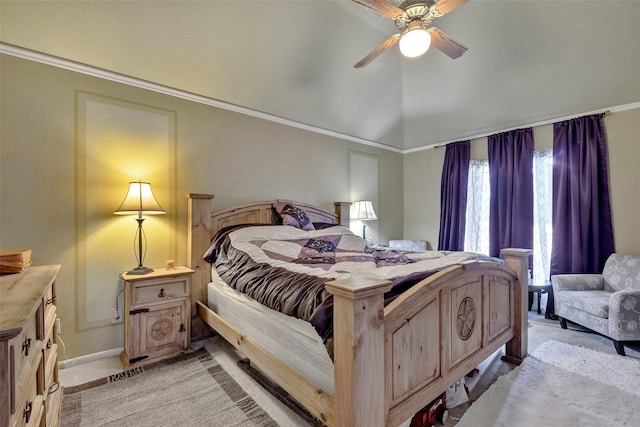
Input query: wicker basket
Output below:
<box><xmin>0</xmin><ymin>249</ymin><xmax>32</xmax><ymax>274</ymax></box>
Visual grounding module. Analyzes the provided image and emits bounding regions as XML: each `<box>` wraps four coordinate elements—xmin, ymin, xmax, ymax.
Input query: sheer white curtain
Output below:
<box><xmin>464</xmin><ymin>160</ymin><xmax>490</xmax><ymax>255</ymax></box>
<box><xmin>465</xmin><ymin>153</ymin><xmax>553</xmax><ymax>282</ymax></box>
<box><xmin>532</xmin><ymin>150</ymin><xmax>553</xmax><ymax>283</ymax></box>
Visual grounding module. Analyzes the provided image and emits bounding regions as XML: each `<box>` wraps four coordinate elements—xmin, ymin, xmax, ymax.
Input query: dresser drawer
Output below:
<box><xmin>132</xmin><ymin>278</ymin><xmax>189</xmax><ymax>305</ymax></box>
<box><xmin>10</xmin><ymin>307</ymin><xmax>43</xmax><ymax>412</ymax></box>
<box><xmin>43</xmin><ymin>306</ymin><xmax>56</xmax><ymax>361</ymax></box>
<box><xmin>45</xmin><ymin>284</ymin><xmax>57</xmax><ymax>308</ymax></box>
<box><xmin>44</xmin><ymin>345</ymin><xmax>61</xmax><ymax>425</ymax></box>
<box><xmin>45</xmin><ymin>382</ymin><xmax>62</xmax><ymax>427</ymax></box>
<box><xmin>44</xmin><ymin>342</ymin><xmax>58</xmax><ymax>386</ymax></box>
<box><xmin>12</xmin><ymin>370</ymin><xmax>44</xmax><ymax>427</ymax></box>
<box><xmin>44</xmin><ymin>293</ymin><xmax>57</xmax><ymax>328</ymax></box>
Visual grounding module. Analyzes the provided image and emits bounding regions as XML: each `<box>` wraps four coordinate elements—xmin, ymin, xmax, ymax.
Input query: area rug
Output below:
<box><xmin>60</xmin><ymin>348</ymin><xmax>278</xmax><ymax>426</ymax></box>
<box><xmin>456</xmin><ymin>340</ymin><xmax>640</xmax><ymax>427</ymax></box>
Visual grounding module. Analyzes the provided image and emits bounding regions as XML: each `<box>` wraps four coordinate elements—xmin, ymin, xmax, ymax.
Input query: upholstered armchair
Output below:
<box><xmin>552</xmin><ymin>253</ymin><xmax>640</xmax><ymax>355</ymax></box>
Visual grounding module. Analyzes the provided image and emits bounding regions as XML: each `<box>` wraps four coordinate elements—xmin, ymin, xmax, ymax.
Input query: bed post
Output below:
<box><xmin>325</xmin><ymin>277</ymin><xmax>393</xmax><ymax>427</ymax></box>
<box><xmin>187</xmin><ymin>193</ymin><xmax>215</xmax><ymax>341</ymax></box>
<box><xmin>500</xmin><ymin>248</ymin><xmax>532</xmax><ymax>364</ymax></box>
<box><xmin>333</xmin><ymin>202</ymin><xmax>351</xmax><ymax>226</ymax></box>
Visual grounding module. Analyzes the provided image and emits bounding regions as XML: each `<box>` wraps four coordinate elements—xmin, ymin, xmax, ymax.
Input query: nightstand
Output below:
<box><xmin>120</xmin><ymin>266</ymin><xmax>194</xmax><ymax>369</ymax></box>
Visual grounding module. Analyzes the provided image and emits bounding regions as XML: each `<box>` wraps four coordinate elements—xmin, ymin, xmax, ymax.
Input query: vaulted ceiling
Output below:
<box><xmin>2</xmin><ymin>0</ymin><xmax>640</xmax><ymax>151</ymax></box>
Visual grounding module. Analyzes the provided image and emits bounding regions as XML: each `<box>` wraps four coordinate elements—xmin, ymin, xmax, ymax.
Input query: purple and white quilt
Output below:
<box><xmin>204</xmin><ymin>224</ymin><xmax>499</xmax><ymax>357</ymax></box>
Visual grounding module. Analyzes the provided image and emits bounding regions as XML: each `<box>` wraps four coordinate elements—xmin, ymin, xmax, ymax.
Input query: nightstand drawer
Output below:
<box><xmin>132</xmin><ymin>278</ymin><xmax>188</xmax><ymax>305</ymax></box>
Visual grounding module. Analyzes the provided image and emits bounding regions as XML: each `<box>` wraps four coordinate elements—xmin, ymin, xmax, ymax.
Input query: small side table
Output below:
<box><xmin>528</xmin><ymin>280</ymin><xmax>552</xmax><ymax>315</ymax></box>
<box><xmin>120</xmin><ymin>266</ymin><xmax>194</xmax><ymax>369</ymax></box>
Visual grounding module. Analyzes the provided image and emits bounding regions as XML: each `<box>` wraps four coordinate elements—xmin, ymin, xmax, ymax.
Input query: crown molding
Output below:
<box><xmin>404</xmin><ymin>101</ymin><xmax>640</xmax><ymax>153</ymax></box>
<box><xmin>3</xmin><ymin>43</ymin><xmax>638</xmax><ymax>155</ymax></box>
<box><xmin>0</xmin><ymin>42</ymin><xmax>403</xmax><ymax>154</ymax></box>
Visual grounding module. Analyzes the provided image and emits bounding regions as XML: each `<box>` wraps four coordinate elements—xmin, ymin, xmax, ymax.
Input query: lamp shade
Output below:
<box><xmin>399</xmin><ymin>27</ymin><xmax>431</xmax><ymax>58</ymax></box>
<box><xmin>351</xmin><ymin>200</ymin><xmax>377</xmax><ymax>221</ymax></box>
<box><xmin>114</xmin><ymin>181</ymin><xmax>165</xmax><ymax>215</ymax></box>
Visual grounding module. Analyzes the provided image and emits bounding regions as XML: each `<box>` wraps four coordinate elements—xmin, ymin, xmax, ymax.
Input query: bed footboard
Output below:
<box><xmin>326</xmin><ymin>249</ymin><xmax>530</xmax><ymax>427</ymax></box>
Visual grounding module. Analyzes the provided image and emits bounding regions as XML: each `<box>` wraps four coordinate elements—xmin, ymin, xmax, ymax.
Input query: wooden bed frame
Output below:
<box><xmin>187</xmin><ymin>194</ymin><xmax>531</xmax><ymax>427</ymax></box>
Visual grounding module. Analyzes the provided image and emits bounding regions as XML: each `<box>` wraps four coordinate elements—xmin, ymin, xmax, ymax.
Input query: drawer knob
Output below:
<box><xmin>47</xmin><ymin>339</ymin><xmax>53</xmax><ymax>349</ymax></box>
<box><xmin>158</xmin><ymin>288</ymin><xmax>166</xmax><ymax>298</ymax></box>
<box><xmin>23</xmin><ymin>401</ymin><xmax>32</xmax><ymax>423</ymax></box>
<box><xmin>22</xmin><ymin>337</ymin><xmax>32</xmax><ymax>356</ymax></box>
<box><xmin>47</xmin><ymin>296</ymin><xmax>57</xmax><ymax>305</ymax></box>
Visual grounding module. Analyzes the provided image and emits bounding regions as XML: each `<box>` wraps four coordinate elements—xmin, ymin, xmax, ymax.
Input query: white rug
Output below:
<box><xmin>456</xmin><ymin>340</ymin><xmax>640</xmax><ymax>427</ymax></box>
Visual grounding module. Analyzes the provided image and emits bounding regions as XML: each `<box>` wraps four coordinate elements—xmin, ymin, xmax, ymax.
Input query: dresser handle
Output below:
<box><xmin>158</xmin><ymin>288</ymin><xmax>166</xmax><ymax>298</ymax></box>
<box><xmin>47</xmin><ymin>296</ymin><xmax>57</xmax><ymax>304</ymax></box>
<box><xmin>179</xmin><ymin>324</ymin><xmax>186</xmax><ymax>333</ymax></box>
<box><xmin>23</xmin><ymin>401</ymin><xmax>32</xmax><ymax>423</ymax></box>
<box><xmin>22</xmin><ymin>337</ymin><xmax>32</xmax><ymax>357</ymax></box>
<box><xmin>46</xmin><ymin>339</ymin><xmax>53</xmax><ymax>349</ymax></box>
<box><xmin>48</xmin><ymin>381</ymin><xmax>60</xmax><ymax>394</ymax></box>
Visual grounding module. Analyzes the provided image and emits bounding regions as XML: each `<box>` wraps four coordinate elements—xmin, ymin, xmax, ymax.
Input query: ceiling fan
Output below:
<box><xmin>352</xmin><ymin>0</ymin><xmax>469</xmax><ymax>68</ymax></box>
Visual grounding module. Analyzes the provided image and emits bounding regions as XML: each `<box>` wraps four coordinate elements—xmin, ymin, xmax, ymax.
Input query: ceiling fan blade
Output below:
<box><xmin>354</xmin><ymin>34</ymin><xmax>400</xmax><ymax>68</ymax></box>
<box><xmin>428</xmin><ymin>27</ymin><xmax>468</xmax><ymax>59</ymax></box>
<box><xmin>432</xmin><ymin>0</ymin><xmax>470</xmax><ymax>16</ymax></box>
<box><xmin>351</xmin><ymin>0</ymin><xmax>403</xmax><ymax>19</ymax></box>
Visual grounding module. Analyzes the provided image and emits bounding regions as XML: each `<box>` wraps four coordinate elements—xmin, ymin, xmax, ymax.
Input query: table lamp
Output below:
<box><xmin>114</xmin><ymin>180</ymin><xmax>165</xmax><ymax>275</ymax></box>
<box><xmin>351</xmin><ymin>200</ymin><xmax>377</xmax><ymax>240</ymax></box>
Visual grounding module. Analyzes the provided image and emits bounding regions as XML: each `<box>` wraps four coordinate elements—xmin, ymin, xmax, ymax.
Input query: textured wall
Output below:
<box><xmin>0</xmin><ymin>55</ymin><xmax>403</xmax><ymax>358</ymax></box>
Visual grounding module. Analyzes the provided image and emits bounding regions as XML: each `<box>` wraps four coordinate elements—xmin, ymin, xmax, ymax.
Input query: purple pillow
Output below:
<box><xmin>273</xmin><ymin>203</ymin><xmax>315</xmax><ymax>231</ymax></box>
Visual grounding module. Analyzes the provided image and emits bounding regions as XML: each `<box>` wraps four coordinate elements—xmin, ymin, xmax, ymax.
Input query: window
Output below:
<box><xmin>532</xmin><ymin>150</ymin><xmax>553</xmax><ymax>283</ymax></box>
<box><xmin>464</xmin><ymin>151</ymin><xmax>553</xmax><ymax>282</ymax></box>
<box><xmin>464</xmin><ymin>160</ymin><xmax>490</xmax><ymax>255</ymax></box>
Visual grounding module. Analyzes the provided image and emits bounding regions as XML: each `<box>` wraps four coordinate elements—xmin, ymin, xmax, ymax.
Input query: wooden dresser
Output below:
<box><xmin>0</xmin><ymin>265</ymin><xmax>62</xmax><ymax>427</ymax></box>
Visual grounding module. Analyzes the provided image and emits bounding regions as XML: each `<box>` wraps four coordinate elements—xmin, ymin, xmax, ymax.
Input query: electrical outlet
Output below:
<box><xmin>56</xmin><ymin>318</ymin><xmax>61</xmax><ymax>334</ymax></box>
<box><xmin>111</xmin><ymin>308</ymin><xmax>123</xmax><ymax>323</ymax></box>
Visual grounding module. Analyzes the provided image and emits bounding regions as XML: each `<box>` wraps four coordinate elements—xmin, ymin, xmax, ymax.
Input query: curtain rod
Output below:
<box><xmin>429</xmin><ymin>109</ymin><xmax>617</xmax><ymax>150</ymax></box>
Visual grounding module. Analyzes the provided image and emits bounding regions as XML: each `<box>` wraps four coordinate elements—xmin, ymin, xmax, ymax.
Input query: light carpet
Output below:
<box><xmin>456</xmin><ymin>340</ymin><xmax>640</xmax><ymax>427</ymax></box>
<box><xmin>60</xmin><ymin>348</ymin><xmax>278</xmax><ymax>426</ymax></box>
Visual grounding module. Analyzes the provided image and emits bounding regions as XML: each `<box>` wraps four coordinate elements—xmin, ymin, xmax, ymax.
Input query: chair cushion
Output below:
<box><xmin>556</xmin><ymin>290</ymin><xmax>612</xmax><ymax>318</ymax></box>
<box><xmin>389</xmin><ymin>240</ymin><xmax>427</xmax><ymax>251</ymax></box>
<box><xmin>602</xmin><ymin>253</ymin><xmax>640</xmax><ymax>292</ymax></box>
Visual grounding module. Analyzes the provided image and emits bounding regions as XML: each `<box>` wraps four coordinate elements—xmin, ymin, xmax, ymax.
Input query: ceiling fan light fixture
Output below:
<box><xmin>399</xmin><ymin>27</ymin><xmax>431</xmax><ymax>58</ymax></box>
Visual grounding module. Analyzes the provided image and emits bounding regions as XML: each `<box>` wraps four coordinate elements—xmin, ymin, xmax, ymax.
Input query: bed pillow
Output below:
<box><xmin>273</xmin><ymin>203</ymin><xmax>315</xmax><ymax>231</ymax></box>
<box><xmin>312</xmin><ymin>222</ymin><xmax>337</xmax><ymax>230</ymax></box>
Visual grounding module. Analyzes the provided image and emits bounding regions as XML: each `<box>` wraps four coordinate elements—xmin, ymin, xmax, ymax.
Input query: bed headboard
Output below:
<box><xmin>186</xmin><ymin>193</ymin><xmax>351</xmax><ymax>339</ymax></box>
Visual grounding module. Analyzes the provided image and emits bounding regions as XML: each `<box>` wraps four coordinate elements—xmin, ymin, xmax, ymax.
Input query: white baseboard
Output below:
<box><xmin>58</xmin><ymin>347</ymin><xmax>123</xmax><ymax>370</ymax></box>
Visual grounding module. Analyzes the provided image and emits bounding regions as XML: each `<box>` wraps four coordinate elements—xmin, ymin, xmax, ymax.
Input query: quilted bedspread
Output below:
<box><xmin>204</xmin><ymin>224</ymin><xmax>499</xmax><ymax>357</ymax></box>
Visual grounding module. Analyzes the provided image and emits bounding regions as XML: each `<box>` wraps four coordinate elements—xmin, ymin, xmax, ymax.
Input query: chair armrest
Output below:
<box><xmin>609</xmin><ymin>290</ymin><xmax>640</xmax><ymax>340</ymax></box>
<box><xmin>609</xmin><ymin>289</ymin><xmax>640</xmax><ymax>313</ymax></box>
<box><xmin>551</xmin><ymin>274</ymin><xmax>604</xmax><ymax>291</ymax></box>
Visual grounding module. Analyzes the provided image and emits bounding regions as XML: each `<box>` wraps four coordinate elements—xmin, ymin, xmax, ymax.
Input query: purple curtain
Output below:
<box><xmin>438</xmin><ymin>141</ymin><xmax>470</xmax><ymax>251</ymax></box>
<box><xmin>550</xmin><ymin>114</ymin><xmax>614</xmax><ymax>276</ymax></box>
<box><xmin>488</xmin><ymin>129</ymin><xmax>534</xmax><ymax>259</ymax></box>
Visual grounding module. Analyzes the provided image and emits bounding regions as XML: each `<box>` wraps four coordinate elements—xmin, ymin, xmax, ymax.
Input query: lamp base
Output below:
<box><xmin>126</xmin><ymin>266</ymin><xmax>154</xmax><ymax>275</ymax></box>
